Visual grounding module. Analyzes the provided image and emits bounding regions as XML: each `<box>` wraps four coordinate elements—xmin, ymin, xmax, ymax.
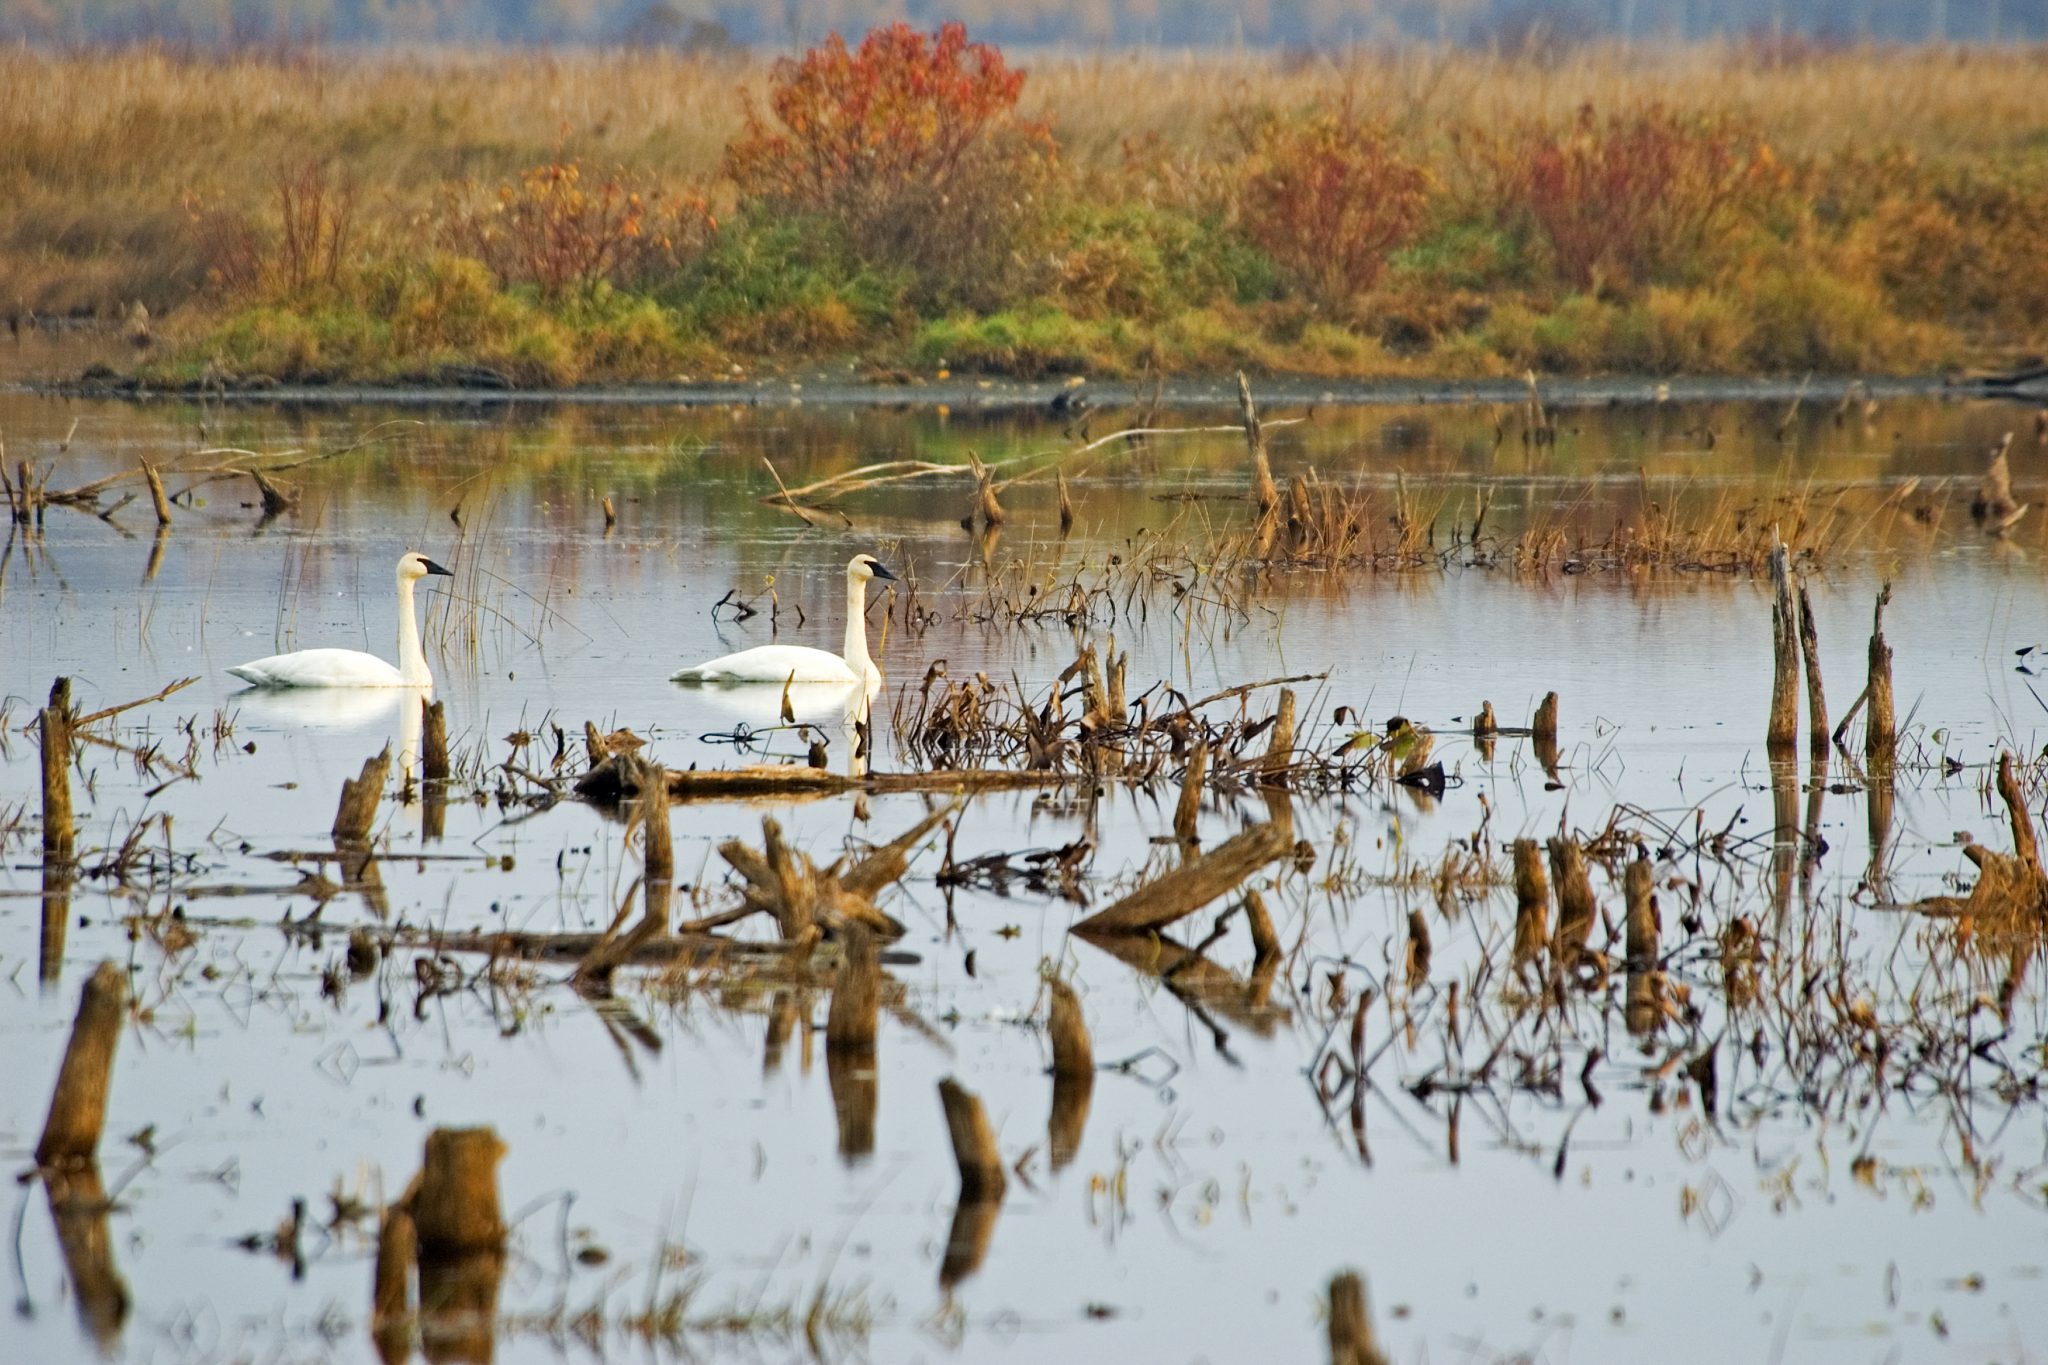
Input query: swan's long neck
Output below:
<box><xmin>842</xmin><ymin>570</ymin><xmax>875</xmax><ymax>682</ymax></box>
<box><xmin>395</xmin><ymin>571</ymin><xmax>431</xmax><ymax>687</ymax></box>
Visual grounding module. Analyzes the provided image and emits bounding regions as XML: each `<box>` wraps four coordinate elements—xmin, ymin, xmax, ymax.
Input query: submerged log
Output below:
<box><xmin>36</xmin><ymin>961</ymin><xmax>126</xmax><ymax>1168</ymax></box>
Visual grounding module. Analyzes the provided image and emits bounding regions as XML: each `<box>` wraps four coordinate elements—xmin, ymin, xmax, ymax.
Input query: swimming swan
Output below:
<box><xmin>227</xmin><ymin>552</ymin><xmax>453</xmax><ymax>688</ymax></box>
<box><xmin>673</xmin><ymin>554</ymin><xmax>896</xmax><ymax>687</ymax></box>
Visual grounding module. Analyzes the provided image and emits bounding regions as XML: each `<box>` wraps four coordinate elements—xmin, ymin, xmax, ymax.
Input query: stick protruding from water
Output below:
<box><xmin>36</xmin><ymin>960</ymin><xmax>126</xmax><ymax>1167</ymax></box>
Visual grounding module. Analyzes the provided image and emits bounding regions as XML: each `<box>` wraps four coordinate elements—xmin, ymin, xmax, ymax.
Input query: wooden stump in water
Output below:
<box><xmin>1243</xmin><ymin>888</ymin><xmax>1281</xmax><ymax>964</ymax></box>
<box><xmin>41</xmin><ymin>677</ymin><xmax>73</xmax><ymax>864</ymax></box>
<box><xmin>1531</xmin><ymin>691</ymin><xmax>1559</xmax><ymax>745</ymax></box>
<box><xmin>827</xmin><ymin>1044</ymin><xmax>878</xmax><ymax>1162</ymax></box>
<box><xmin>44</xmin><ymin>1164</ymin><xmax>130</xmax><ymax>1351</ymax></box>
<box><xmin>1624</xmin><ymin>857</ymin><xmax>1658</xmax><ymax>971</ymax></box>
<box><xmin>825</xmin><ymin>924</ymin><xmax>881</xmax><ymax>1050</ymax></box>
<box><xmin>1047</xmin><ymin>977</ymin><xmax>1094</xmax><ymax>1170</ymax></box>
<box><xmin>410</xmin><ymin>1127</ymin><xmax>506</xmax><ymax>1255</ymax></box>
<box><xmin>938</xmin><ymin>1077</ymin><xmax>1005</xmax><ymax>1202</ymax></box>
<box><xmin>1327</xmin><ymin>1270</ymin><xmax>1388</xmax><ymax>1365</ymax></box>
<box><xmin>1865</xmin><ymin>584</ymin><xmax>1896</xmax><ymax>767</ymax></box>
<box><xmin>36</xmin><ymin>960</ymin><xmax>127</xmax><ymax>1168</ymax></box>
<box><xmin>1549</xmin><ymin>838</ymin><xmax>1596</xmax><ymax>970</ymax></box>
<box><xmin>1257</xmin><ymin>688</ymin><xmax>1297</xmax><ymax>787</ymax></box>
<box><xmin>1511</xmin><ymin>840</ymin><xmax>1549</xmax><ymax>962</ymax></box>
<box><xmin>1173</xmin><ymin>739</ymin><xmax>1208</xmax><ymax>852</ymax></box>
<box><xmin>372</xmin><ymin>1202</ymin><xmax>416</xmax><ymax>1334</ymax></box>
<box><xmin>1766</xmin><ymin>536</ymin><xmax>1799</xmax><ymax>753</ymax></box>
<box><xmin>938</xmin><ymin>1077</ymin><xmax>1005</xmax><ymax>1289</ymax></box>
<box><xmin>1796</xmin><ymin>582</ymin><xmax>1828</xmax><ymax>757</ymax></box>
<box><xmin>422</xmin><ymin>699</ymin><xmax>450</xmax><ymax>783</ymax></box>
<box><xmin>140</xmin><ymin>458</ymin><xmax>171</xmax><ymax>527</ymax></box>
<box><xmin>1473</xmin><ymin>701</ymin><xmax>1497</xmax><ymax>735</ymax></box>
<box><xmin>1239</xmin><ymin>371</ymin><xmax>1279</xmax><ymax>516</ymax></box>
<box><xmin>1404</xmin><ymin>908</ymin><xmax>1432</xmax><ymax>990</ymax></box>
<box><xmin>1056</xmin><ymin>469</ymin><xmax>1075</xmax><ymax>533</ymax></box>
<box><xmin>332</xmin><ymin>746</ymin><xmax>391</xmax><ymax>844</ymax></box>
<box><xmin>1046</xmin><ymin>976</ymin><xmax>1092</xmax><ymax>1076</ymax></box>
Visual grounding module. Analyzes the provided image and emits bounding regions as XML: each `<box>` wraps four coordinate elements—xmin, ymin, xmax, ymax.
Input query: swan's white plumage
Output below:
<box><xmin>673</xmin><ymin>645</ymin><xmax>867</xmax><ymax>685</ymax></box>
<box><xmin>228</xmin><ymin>647</ymin><xmax>409</xmax><ymax>688</ymax></box>
<box><xmin>674</xmin><ymin>554</ymin><xmax>895</xmax><ymax>688</ymax></box>
<box><xmin>228</xmin><ymin>551</ymin><xmax>452</xmax><ymax>690</ymax></box>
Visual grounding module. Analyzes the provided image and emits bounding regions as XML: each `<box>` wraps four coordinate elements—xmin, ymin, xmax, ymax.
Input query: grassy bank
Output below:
<box><xmin>6</xmin><ymin>37</ymin><xmax>2046</xmax><ymax>383</ymax></box>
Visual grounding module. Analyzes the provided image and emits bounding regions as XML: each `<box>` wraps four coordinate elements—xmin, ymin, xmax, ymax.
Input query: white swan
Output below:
<box><xmin>673</xmin><ymin>554</ymin><xmax>896</xmax><ymax>687</ymax></box>
<box><xmin>228</xmin><ymin>552</ymin><xmax>453</xmax><ymax>688</ymax></box>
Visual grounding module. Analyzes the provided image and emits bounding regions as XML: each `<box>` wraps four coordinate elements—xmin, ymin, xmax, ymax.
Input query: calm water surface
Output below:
<box><xmin>2</xmin><ymin>357</ymin><xmax>2047</xmax><ymax>1363</ymax></box>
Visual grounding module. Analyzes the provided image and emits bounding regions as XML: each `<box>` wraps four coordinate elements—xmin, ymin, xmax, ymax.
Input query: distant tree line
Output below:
<box><xmin>1</xmin><ymin>0</ymin><xmax>2041</xmax><ymax>47</ymax></box>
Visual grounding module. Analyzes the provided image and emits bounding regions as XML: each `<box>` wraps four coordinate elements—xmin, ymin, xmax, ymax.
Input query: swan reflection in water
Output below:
<box><xmin>682</xmin><ymin>677</ymin><xmax>879</xmax><ymax>778</ymax></box>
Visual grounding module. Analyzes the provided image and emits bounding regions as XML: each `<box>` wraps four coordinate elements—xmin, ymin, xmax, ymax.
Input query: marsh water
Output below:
<box><xmin>3</xmin><ymin>334</ymin><xmax>2047</xmax><ymax>1364</ymax></box>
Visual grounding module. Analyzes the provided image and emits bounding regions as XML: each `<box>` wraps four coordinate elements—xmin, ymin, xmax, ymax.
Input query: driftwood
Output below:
<box><xmin>1912</xmin><ymin>753</ymin><xmax>2048</xmax><ymax>925</ymax></box>
<box><xmin>1073</xmin><ymin>822</ymin><xmax>1290</xmax><ymax>935</ymax></box>
<box><xmin>576</xmin><ymin>756</ymin><xmax>1077</xmax><ymax>804</ymax></box>
<box><xmin>140</xmin><ymin>459</ymin><xmax>171</xmax><ymax>527</ymax></box>
<box><xmin>719</xmin><ymin>815</ymin><xmax>911</xmax><ymax>941</ymax></box>
<box><xmin>36</xmin><ymin>960</ymin><xmax>127</xmax><ymax>1167</ymax></box>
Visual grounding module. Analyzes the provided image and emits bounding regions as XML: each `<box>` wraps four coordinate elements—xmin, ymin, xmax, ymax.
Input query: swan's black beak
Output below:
<box><xmin>869</xmin><ymin>561</ymin><xmax>897</xmax><ymax>582</ymax></box>
<box><xmin>423</xmin><ymin>558</ymin><xmax>454</xmax><ymax>577</ymax></box>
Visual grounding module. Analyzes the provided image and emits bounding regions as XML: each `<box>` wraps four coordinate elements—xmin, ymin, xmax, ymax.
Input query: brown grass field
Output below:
<box><xmin>6</xmin><ymin>40</ymin><xmax>2047</xmax><ymax>379</ymax></box>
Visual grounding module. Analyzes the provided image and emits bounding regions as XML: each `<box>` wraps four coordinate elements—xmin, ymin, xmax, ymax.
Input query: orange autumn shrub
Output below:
<box><xmin>440</xmin><ymin>160</ymin><xmax>714</xmax><ymax>299</ymax></box>
<box><xmin>1239</xmin><ymin>103</ymin><xmax>1431</xmax><ymax>310</ymax></box>
<box><xmin>723</xmin><ymin>22</ymin><xmax>1056</xmax><ymax>307</ymax></box>
<box><xmin>1483</xmin><ymin>102</ymin><xmax>1787</xmax><ymax>292</ymax></box>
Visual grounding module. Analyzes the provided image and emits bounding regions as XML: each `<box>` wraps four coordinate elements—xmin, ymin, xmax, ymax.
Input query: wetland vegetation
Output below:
<box><xmin>9</xmin><ymin>35</ymin><xmax>2048</xmax><ymax>386</ymax></box>
<box><xmin>3</xmin><ymin>374</ymin><xmax>2048</xmax><ymax>1362</ymax></box>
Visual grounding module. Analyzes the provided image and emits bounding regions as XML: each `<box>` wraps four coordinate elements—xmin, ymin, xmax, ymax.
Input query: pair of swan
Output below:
<box><xmin>227</xmin><ymin>551</ymin><xmax>896</xmax><ymax>693</ymax></box>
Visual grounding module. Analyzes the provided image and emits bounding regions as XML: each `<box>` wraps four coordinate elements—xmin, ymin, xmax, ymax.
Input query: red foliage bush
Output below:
<box><xmin>723</xmin><ymin>22</ymin><xmax>1055</xmax><ymax>305</ymax></box>
<box><xmin>440</xmin><ymin>161</ymin><xmax>714</xmax><ymax>298</ymax></box>
<box><xmin>1486</xmin><ymin>102</ymin><xmax>1786</xmax><ymax>291</ymax></box>
<box><xmin>1239</xmin><ymin>104</ymin><xmax>1432</xmax><ymax>308</ymax></box>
